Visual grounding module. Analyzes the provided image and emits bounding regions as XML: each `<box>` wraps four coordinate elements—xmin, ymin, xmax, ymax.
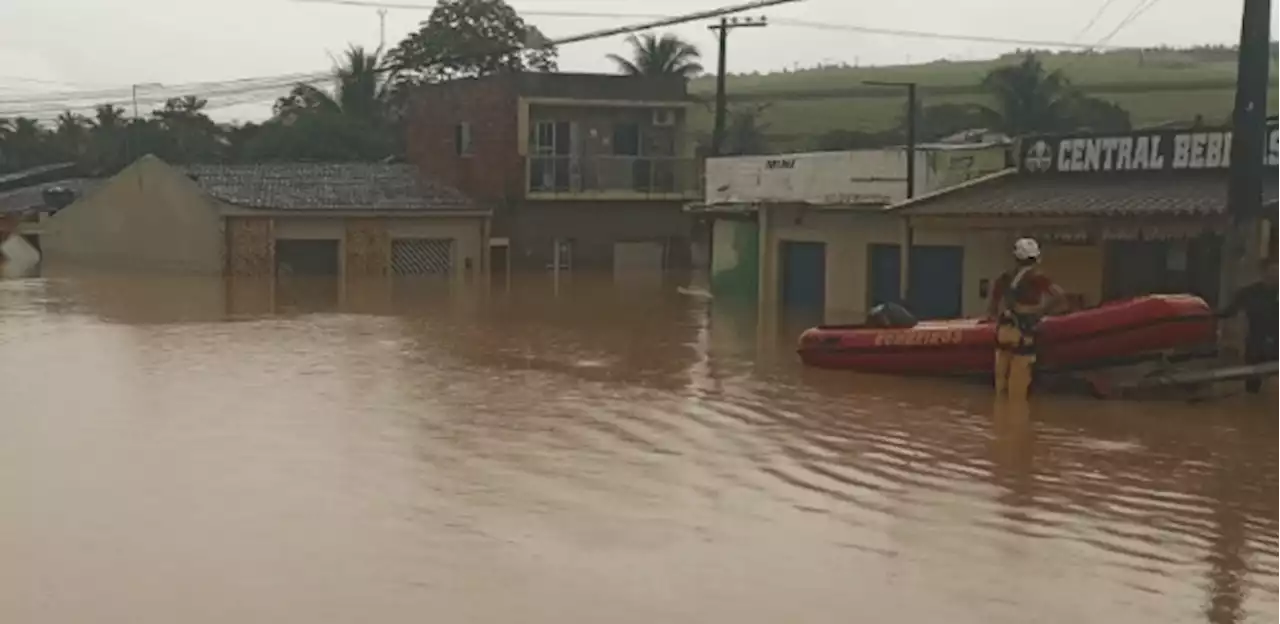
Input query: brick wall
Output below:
<box><xmin>407</xmin><ymin>78</ymin><xmax>521</xmax><ymax>203</ymax></box>
<box><xmin>343</xmin><ymin>217</ymin><xmax>390</xmax><ymax>277</ymax></box>
<box><xmin>226</xmin><ymin>216</ymin><xmax>274</xmax><ymax>277</ymax></box>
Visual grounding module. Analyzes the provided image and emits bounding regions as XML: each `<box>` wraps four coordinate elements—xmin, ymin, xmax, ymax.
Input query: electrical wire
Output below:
<box><xmin>1091</xmin><ymin>0</ymin><xmax>1165</xmax><ymax>49</ymax></box>
<box><xmin>1071</xmin><ymin>0</ymin><xmax>1124</xmax><ymax>42</ymax></box>
<box><xmin>0</xmin><ymin>0</ymin><xmax>800</xmax><ymax>117</ymax></box>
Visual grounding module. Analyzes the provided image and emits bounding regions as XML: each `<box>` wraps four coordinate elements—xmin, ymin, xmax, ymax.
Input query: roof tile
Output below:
<box><xmin>895</xmin><ymin>172</ymin><xmax>1278</xmax><ymax>217</ymax></box>
<box><xmin>184</xmin><ymin>163</ymin><xmax>477</xmax><ymax>212</ymax></box>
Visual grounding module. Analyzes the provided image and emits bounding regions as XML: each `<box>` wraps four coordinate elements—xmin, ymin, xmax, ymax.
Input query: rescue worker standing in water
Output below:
<box><xmin>986</xmin><ymin>238</ymin><xmax>1066</xmax><ymax>400</ymax></box>
<box><xmin>1217</xmin><ymin>256</ymin><xmax>1278</xmax><ymax>394</ymax></box>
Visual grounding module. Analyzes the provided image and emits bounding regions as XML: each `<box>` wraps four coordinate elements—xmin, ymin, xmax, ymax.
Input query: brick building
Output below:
<box><xmin>407</xmin><ymin>72</ymin><xmax>701</xmax><ymax>275</ymax></box>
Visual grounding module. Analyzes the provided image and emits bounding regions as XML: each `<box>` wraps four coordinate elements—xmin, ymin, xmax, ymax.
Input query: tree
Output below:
<box><xmin>388</xmin><ymin>0</ymin><xmax>556</xmax><ymax>84</ymax></box>
<box><xmin>53</xmin><ymin>111</ymin><xmax>92</xmax><ymax>160</ymax></box>
<box><xmin>721</xmin><ymin>104</ymin><xmax>771</xmax><ymax>156</ymax></box>
<box><xmin>978</xmin><ymin>54</ymin><xmax>1131</xmax><ymax>135</ymax></box>
<box><xmin>255</xmin><ymin>46</ymin><xmax>399</xmax><ymax>162</ymax></box>
<box><xmin>85</xmin><ymin>105</ymin><xmax>130</xmax><ymax>172</ymax></box>
<box><xmin>274</xmin><ymin>46</ymin><xmax>394</xmax><ymax>124</ymax></box>
<box><xmin>1</xmin><ymin>117</ymin><xmax>53</xmax><ymax>169</ymax></box>
<box><xmin>152</xmin><ymin>96</ymin><xmax>224</xmax><ymax>162</ymax></box>
<box><xmin>1057</xmin><ymin>93</ymin><xmax>1131</xmax><ymax>132</ymax></box>
<box><xmin>607</xmin><ymin>33</ymin><xmax>703</xmax><ymax>78</ymax></box>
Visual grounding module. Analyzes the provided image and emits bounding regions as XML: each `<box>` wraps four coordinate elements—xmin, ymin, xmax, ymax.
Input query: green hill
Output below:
<box><xmin>687</xmin><ymin>48</ymin><xmax>1280</xmax><ymax>152</ymax></box>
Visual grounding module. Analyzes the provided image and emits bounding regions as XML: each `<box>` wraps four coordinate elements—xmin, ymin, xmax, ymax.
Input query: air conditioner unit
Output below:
<box><xmin>652</xmin><ymin>109</ymin><xmax>676</xmax><ymax>127</ymax></box>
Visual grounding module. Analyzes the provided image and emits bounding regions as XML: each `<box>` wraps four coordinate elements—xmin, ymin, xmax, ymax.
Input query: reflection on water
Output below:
<box><xmin>0</xmin><ymin>274</ymin><xmax>1275</xmax><ymax>624</ymax></box>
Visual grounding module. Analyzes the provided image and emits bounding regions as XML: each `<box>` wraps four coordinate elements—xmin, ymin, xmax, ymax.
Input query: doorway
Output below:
<box><xmin>274</xmin><ymin>239</ymin><xmax>340</xmax><ymax>312</ymax></box>
<box><xmin>867</xmin><ymin>243</ymin><xmax>902</xmax><ymax>310</ymax></box>
<box><xmin>907</xmin><ymin>245</ymin><xmax>964</xmax><ymax>319</ymax></box>
<box><xmin>780</xmin><ymin>241</ymin><xmax>826</xmax><ymax>312</ymax></box>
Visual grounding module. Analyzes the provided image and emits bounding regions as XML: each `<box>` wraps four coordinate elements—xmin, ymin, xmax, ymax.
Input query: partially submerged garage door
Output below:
<box><xmin>613</xmin><ymin>241</ymin><xmax>665</xmax><ymax>275</ymax></box>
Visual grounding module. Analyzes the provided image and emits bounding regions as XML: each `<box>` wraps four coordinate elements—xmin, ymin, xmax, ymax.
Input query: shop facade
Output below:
<box><xmin>893</xmin><ymin>120</ymin><xmax>1279</xmax><ymax>315</ymax></box>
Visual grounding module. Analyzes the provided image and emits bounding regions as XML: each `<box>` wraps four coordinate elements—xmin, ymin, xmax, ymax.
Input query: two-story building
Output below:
<box><xmin>407</xmin><ymin>72</ymin><xmax>701</xmax><ymax>277</ymax></box>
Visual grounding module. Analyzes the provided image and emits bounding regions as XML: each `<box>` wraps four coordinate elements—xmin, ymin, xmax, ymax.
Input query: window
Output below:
<box><xmin>612</xmin><ymin>123</ymin><xmax>641</xmax><ymax>156</ymax></box>
<box><xmin>454</xmin><ymin>123</ymin><xmax>473</xmax><ymax>157</ymax></box>
<box><xmin>392</xmin><ymin>238</ymin><xmax>455</xmax><ymax>275</ymax></box>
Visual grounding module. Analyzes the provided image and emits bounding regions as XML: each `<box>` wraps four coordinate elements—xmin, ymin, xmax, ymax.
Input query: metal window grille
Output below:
<box><xmin>391</xmin><ymin>238</ymin><xmax>454</xmax><ymax>275</ymax></box>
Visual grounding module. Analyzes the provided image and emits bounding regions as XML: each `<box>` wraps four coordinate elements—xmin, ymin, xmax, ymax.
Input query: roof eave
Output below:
<box><xmin>887</xmin><ymin>168</ymin><xmax>1018</xmax><ymax>212</ymax></box>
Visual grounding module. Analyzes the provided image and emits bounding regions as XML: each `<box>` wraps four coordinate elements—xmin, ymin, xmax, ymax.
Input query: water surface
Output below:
<box><xmin>1</xmin><ymin>275</ymin><xmax>1275</xmax><ymax>624</ymax></box>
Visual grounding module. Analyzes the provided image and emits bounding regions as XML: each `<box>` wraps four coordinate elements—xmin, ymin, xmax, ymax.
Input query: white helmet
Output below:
<box><xmin>1013</xmin><ymin>237</ymin><xmax>1041</xmax><ymax>261</ymax></box>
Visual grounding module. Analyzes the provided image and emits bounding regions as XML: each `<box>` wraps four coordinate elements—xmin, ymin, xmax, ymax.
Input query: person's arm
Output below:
<box><xmin>985</xmin><ymin>278</ymin><xmax>1005</xmax><ymax>320</ymax></box>
<box><xmin>1042</xmin><ymin>282</ymin><xmax>1068</xmax><ymax>315</ymax></box>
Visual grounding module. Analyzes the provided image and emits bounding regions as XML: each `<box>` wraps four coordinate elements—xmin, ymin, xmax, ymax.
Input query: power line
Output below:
<box><xmin>0</xmin><ymin>0</ymin><xmax>804</xmax><ymax>118</ymax></box>
<box><xmin>292</xmin><ymin>0</ymin><xmax>1136</xmax><ymax>50</ymax></box>
<box><xmin>770</xmin><ymin>18</ymin><xmax>1128</xmax><ymax>50</ymax></box>
<box><xmin>1091</xmin><ymin>0</ymin><xmax>1165</xmax><ymax>49</ymax></box>
<box><xmin>1</xmin><ymin>5</ymin><xmax>1166</xmax><ymax>109</ymax></box>
<box><xmin>1071</xmin><ymin>0</ymin><xmax>1124</xmax><ymax>42</ymax></box>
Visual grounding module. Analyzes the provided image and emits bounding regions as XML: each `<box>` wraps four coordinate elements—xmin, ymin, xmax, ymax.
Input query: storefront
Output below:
<box><xmin>893</xmin><ymin>121</ymin><xmax>1279</xmax><ymax>314</ymax></box>
<box><xmin>690</xmin><ymin>143</ymin><xmax>1008</xmax><ymax>323</ymax></box>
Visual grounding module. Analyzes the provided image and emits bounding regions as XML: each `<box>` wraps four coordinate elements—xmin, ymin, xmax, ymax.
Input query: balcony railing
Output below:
<box><xmin>526</xmin><ymin>155</ymin><xmax>700</xmax><ymax>197</ymax></box>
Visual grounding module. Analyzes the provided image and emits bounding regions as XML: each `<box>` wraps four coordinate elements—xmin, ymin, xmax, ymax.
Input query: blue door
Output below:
<box><xmin>780</xmin><ymin>241</ymin><xmax>826</xmax><ymax>311</ymax></box>
<box><xmin>908</xmin><ymin>245</ymin><xmax>964</xmax><ymax>319</ymax></box>
<box><xmin>867</xmin><ymin>243</ymin><xmax>902</xmax><ymax>309</ymax></box>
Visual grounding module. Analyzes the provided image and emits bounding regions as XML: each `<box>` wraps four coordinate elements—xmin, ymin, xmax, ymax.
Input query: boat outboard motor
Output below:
<box><xmin>867</xmin><ymin>302</ymin><xmax>918</xmax><ymax>328</ymax></box>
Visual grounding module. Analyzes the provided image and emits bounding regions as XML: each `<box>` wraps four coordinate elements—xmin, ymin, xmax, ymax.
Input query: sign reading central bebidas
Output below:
<box><xmin>1019</xmin><ymin>120</ymin><xmax>1280</xmax><ymax>174</ymax></box>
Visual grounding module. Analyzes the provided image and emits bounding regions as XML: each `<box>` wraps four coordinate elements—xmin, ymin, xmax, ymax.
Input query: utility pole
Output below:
<box><xmin>865</xmin><ymin>80</ymin><xmax>920</xmax><ymax>304</ymax></box>
<box><xmin>377</xmin><ymin>8</ymin><xmax>387</xmax><ymax>49</ymax></box>
<box><xmin>1217</xmin><ymin>0</ymin><xmax>1272</xmax><ymax>353</ymax></box>
<box><xmin>128</xmin><ymin>83</ymin><xmax>162</xmax><ymax>164</ymax></box>
<box><xmin>709</xmin><ymin>15</ymin><xmax>767</xmax><ymax>156</ymax></box>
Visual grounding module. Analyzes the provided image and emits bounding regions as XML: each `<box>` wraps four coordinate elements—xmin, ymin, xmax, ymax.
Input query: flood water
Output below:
<box><xmin>1</xmin><ymin>274</ymin><xmax>1276</xmax><ymax>624</ymax></box>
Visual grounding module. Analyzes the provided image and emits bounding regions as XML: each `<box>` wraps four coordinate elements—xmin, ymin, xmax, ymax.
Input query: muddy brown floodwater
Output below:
<box><xmin>0</xmin><ymin>275</ymin><xmax>1275</xmax><ymax>624</ymax></box>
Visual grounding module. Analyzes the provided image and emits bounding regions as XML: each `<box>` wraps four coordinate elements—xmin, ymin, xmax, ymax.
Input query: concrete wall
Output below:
<box><xmin>43</xmin><ymin>155</ymin><xmax>225</xmax><ymax>274</ymax></box>
<box><xmin>710</xmin><ymin>218</ymin><xmax>759</xmax><ymax>301</ymax></box>
<box><xmin>705</xmin><ymin>146</ymin><xmax>1008</xmax><ymax>206</ymax></box>
<box><xmin>760</xmin><ymin>207</ymin><xmax>1009</xmax><ymax>323</ymax></box>
<box><xmin>505</xmin><ymin>200</ymin><xmax>692</xmax><ymax>271</ymax></box>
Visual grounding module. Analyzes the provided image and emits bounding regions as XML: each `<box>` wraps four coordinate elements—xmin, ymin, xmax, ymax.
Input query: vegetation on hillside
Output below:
<box><xmin>0</xmin><ymin>2</ymin><xmax>1271</xmax><ymax>174</ymax></box>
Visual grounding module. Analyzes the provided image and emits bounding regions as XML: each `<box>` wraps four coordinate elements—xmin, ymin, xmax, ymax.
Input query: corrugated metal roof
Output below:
<box><xmin>892</xmin><ymin>171</ymin><xmax>1278</xmax><ymax>218</ymax></box>
<box><xmin>0</xmin><ymin>163</ymin><xmax>79</xmax><ymax>192</ymax></box>
<box><xmin>0</xmin><ymin>178</ymin><xmax>102</xmax><ymax>215</ymax></box>
<box><xmin>184</xmin><ymin>163</ymin><xmax>479</xmax><ymax>212</ymax></box>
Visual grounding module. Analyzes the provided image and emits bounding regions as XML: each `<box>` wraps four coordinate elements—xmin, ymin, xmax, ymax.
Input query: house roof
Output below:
<box><xmin>0</xmin><ymin>178</ymin><xmax>103</xmax><ymax>215</ymax></box>
<box><xmin>891</xmin><ymin>170</ymin><xmax>1279</xmax><ymax>218</ymax></box>
<box><xmin>184</xmin><ymin>163</ymin><xmax>478</xmax><ymax>212</ymax></box>
<box><xmin>0</xmin><ymin>162</ymin><xmax>79</xmax><ymax>192</ymax></box>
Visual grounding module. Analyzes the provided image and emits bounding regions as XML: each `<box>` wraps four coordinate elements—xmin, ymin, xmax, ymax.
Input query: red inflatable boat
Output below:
<box><xmin>797</xmin><ymin>294</ymin><xmax>1216</xmax><ymax>375</ymax></box>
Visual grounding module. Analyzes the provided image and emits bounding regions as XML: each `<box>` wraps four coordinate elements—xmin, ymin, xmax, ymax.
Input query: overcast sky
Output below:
<box><xmin>0</xmin><ymin>0</ymin><xmax>1275</xmax><ymax>122</ymax></box>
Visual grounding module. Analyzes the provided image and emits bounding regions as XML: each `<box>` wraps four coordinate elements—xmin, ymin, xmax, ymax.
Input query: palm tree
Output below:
<box><xmin>85</xmin><ymin>105</ymin><xmax>129</xmax><ymax>172</ymax></box>
<box><xmin>978</xmin><ymin>54</ymin><xmax>1132</xmax><ymax>135</ymax></box>
<box><xmin>608</xmin><ymin>33</ymin><xmax>703</xmax><ymax>78</ymax></box>
<box><xmin>153</xmin><ymin>96</ymin><xmax>223</xmax><ymax>162</ymax></box>
<box><xmin>3</xmin><ymin>117</ymin><xmax>51</xmax><ymax>168</ymax></box>
<box><xmin>978</xmin><ymin>55</ymin><xmax>1077</xmax><ymax>136</ymax></box>
<box><xmin>54</xmin><ymin>111</ymin><xmax>91</xmax><ymax>159</ymax></box>
<box><xmin>274</xmin><ymin>46</ymin><xmax>395</xmax><ymax>123</ymax></box>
